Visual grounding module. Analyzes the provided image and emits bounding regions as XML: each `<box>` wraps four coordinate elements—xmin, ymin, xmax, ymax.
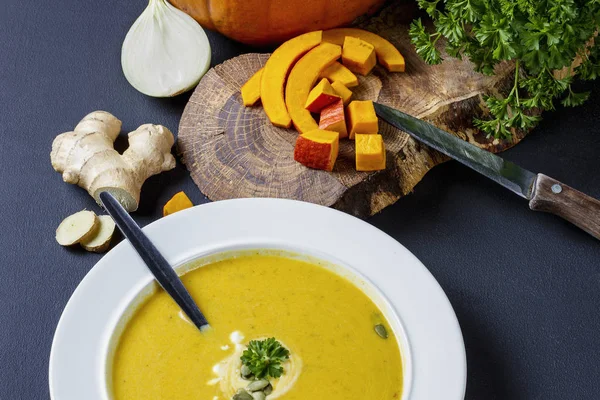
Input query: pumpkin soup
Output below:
<box><xmin>111</xmin><ymin>254</ymin><xmax>403</xmax><ymax>399</ymax></box>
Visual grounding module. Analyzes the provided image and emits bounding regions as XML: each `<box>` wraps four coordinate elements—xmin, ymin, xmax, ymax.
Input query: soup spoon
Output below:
<box><xmin>99</xmin><ymin>191</ymin><xmax>210</xmax><ymax>331</ymax></box>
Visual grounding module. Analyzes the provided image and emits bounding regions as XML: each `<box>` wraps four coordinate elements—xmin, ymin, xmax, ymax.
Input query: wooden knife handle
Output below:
<box><xmin>529</xmin><ymin>174</ymin><xmax>600</xmax><ymax>239</ymax></box>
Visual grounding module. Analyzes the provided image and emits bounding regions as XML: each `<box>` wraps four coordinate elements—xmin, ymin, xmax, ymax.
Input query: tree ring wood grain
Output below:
<box><xmin>178</xmin><ymin>2</ymin><xmax>535</xmax><ymax>218</ymax></box>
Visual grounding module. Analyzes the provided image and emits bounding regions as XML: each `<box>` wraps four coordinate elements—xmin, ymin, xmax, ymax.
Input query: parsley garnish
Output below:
<box><xmin>409</xmin><ymin>0</ymin><xmax>600</xmax><ymax>138</ymax></box>
<box><xmin>240</xmin><ymin>338</ymin><xmax>290</xmax><ymax>379</ymax></box>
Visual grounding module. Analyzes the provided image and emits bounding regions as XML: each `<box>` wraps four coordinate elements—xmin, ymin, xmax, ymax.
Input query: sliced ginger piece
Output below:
<box><xmin>356</xmin><ymin>134</ymin><xmax>386</xmax><ymax>171</ymax></box>
<box><xmin>241</xmin><ymin>68</ymin><xmax>263</xmax><ymax>106</ymax></box>
<box><xmin>318</xmin><ymin>99</ymin><xmax>347</xmax><ymax>139</ymax></box>
<box><xmin>319</xmin><ymin>62</ymin><xmax>358</xmax><ymax>87</ymax></box>
<box><xmin>261</xmin><ymin>31</ymin><xmax>323</xmax><ymax>128</ymax></box>
<box><xmin>81</xmin><ymin>215</ymin><xmax>116</xmax><ymax>253</ymax></box>
<box><xmin>294</xmin><ymin>129</ymin><xmax>339</xmax><ymax>171</ymax></box>
<box><xmin>285</xmin><ymin>42</ymin><xmax>342</xmax><ymax>134</ymax></box>
<box><xmin>55</xmin><ymin>210</ymin><xmax>99</xmax><ymax>246</ymax></box>
<box><xmin>323</xmin><ymin>28</ymin><xmax>405</xmax><ymax>72</ymax></box>
<box><xmin>346</xmin><ymin>100</ymin><xmax>379</xmax><ymax>139</ymax></box>
<box><xmin>305</xmin><ymin>78</ymin><xmax>340</xmax><ymax>113</ymax></box>
<box><xmin>163</xmin><ymin>191</ymin><xmax>194</xmax><ymax>217</ymax></box>
<box><xmin>342</xmin><ymin>36</ymin><xmax>377</xmax><ymax>76</ymax></box>
<box><xmin>331</xmin><ymin>81</ymin><xmax>353</xmax><ymax>105</ymax></box>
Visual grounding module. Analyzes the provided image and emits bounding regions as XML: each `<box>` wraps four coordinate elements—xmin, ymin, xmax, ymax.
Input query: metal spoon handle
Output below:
<box><xmin>99</xmin><ymin>192</ymin><xmax>209</xmax><ymax>330</ymax></box>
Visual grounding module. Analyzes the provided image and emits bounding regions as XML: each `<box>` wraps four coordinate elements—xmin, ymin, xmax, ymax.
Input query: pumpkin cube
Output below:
<box><xmin>342</xmin><ymin>36</ymin><xmax>376</xmax><ymax>76</ymax></box>
<box><xmin>331</xmin><ymin>81</ymin><xmax>353</xmax><ymax>105</ymax></box>
<box><xmin>163</xmin><ymin>191</ymin><xmax>194</xmax><ymax>217</ymax></box>
<box><xmin>294</xmin><ymin>129</ymin><xmax>339</xmax><ymax>171</ymax></box>
<box><xmin>241</xmin><ymin>68</ymin><xmax>263</xmax><ymax>106</ymax></box>
<box><xmin>319</xmin><ymin>62</ymin><xmax>359</xmax><ymax>87</ymax></box>
<box><xmin>346</xmin><ymin>100</ymin><xmax>378</xmax><ymax>139</ymax></box>
<box><xmin>318</xmin><ymin>99</ymin><xmax>347</xmax><ymax>138</ymax></box>
<box><xmin>304</xmin><ymin>78</ymin><xmax>340</xmax><ymax>113</ymax></box>
<box><xmin>356</xmin><ymin>134</ymin><xmax>386</xmax><ymax>171</ymax></box>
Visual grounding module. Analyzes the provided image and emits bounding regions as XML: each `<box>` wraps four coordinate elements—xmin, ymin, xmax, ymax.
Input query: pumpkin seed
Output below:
<box><xmin>374</xmin><ymin>324</ymin><xmax>388</xmax><ymax>339</ymax></box>
<box><xmin>251</xmin><ymin>392</ymin><xmax>266</xmax><ymax>400</ymax></box>
<box><xmin>233</xmin><ymin>389</ymin><xmax>253</xmax><ymax>400</ymax></box>
<box><xmin>241</xmin><ymin>364</ymin><xmax>253</xmax><ymax>379</ymax></box>
<box><xmin>247</xmin><ymin>379</ymin><xmax>270</xmax><ymax>392</ymax></box>
<box><xmin>263</xmin><ymin>384</ymin><xmax>273</xmax><ymax>395</ymax></box>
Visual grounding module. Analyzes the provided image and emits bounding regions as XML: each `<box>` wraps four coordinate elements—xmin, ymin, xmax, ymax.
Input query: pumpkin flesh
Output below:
<box><xmin>261</xmin><ymin>31</ymin><xmax>323</xmax><ymax>128</ymax></box>
<box><xmin>323</xmin><ymin>28</ymin><xmax>405</xmax><ymax>72</ymax></box>
<box><xmin>241</xmin><ymin>68</ymin><xmax>263</xmax><ymax>106</ymax></box>
<box><xmin>319</xmin><ymin>62</ymin><xmax>359</xmax><ymax>87</ymax></box>
<box><xmin>294</xmin><ymin>129</ymin><xmax>339</xmax><ymax>171</ymax></box>
<box><xmin>285</xmin><ymin>43</ymin><xmax>342</xmax><ymax>134</ymax></box>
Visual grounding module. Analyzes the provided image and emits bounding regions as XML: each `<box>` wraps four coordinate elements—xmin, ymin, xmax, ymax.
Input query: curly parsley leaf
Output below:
<box><xmin>409</xmin><ymin>0</ymin><xmax>600</xmax><ymax>138</ymax></box>
<box><xmin>409</xmin><ymin>19</ymin><xmax>443</xmax><ymax>65</ymax></box>
<box><xmin>562</xmin><ymin>88</ymin><xmax>590</xmax><ymax>107</ymax></box>
<box><xmin>240</xmin><ymin>338</ymin><xmax>290</xmax><ymax>379</ymax></box>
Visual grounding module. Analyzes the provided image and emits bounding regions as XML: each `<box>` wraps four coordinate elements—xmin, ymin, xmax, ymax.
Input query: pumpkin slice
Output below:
<box><xmin>331</xmin><ymin>81</ymin><xmax>353</xmax><ymax>105</ymax></box>
<box><xmin>285</xmin><ymin>43</ymin><xmax>342</xmax><ymax>134</ymax></box>
<box><xmin>305</xmin><ymin>78</ymin><xmax>340</xmax><ymax>113</ymax></box>
<box><xmin>319</xmin><ymin>62</ymin><xmax>358</xmax><ymax>87</ymax></box>
<box><xmin>261</xmin><ymin>31</ymin><xmax>323</xmax><ymax>128</ymax></box>
<box><xmin>241</xmin><ymin>68</ymin><xmax>263</xmax><ymax>106</ymax></box>
<box><xmin>294</xmin><ymin>129</ymin><xmax>339</xmax><ymax>171</ymax></box>
<box><xmin>342</xmin><ymin>36</ymin><xmax>377</xmax><ymax>76</ymax></box>
<box><xmin>323</xmin><ymin>28</ymin><xmax>405</xmax><ymax>72</ymax></box>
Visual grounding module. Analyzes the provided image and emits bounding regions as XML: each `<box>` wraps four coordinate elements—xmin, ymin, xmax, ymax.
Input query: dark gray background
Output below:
<box><xmin>1</xmin><ymin>1</ymin><xmax>599</xmax><ymax>399</ymax></box>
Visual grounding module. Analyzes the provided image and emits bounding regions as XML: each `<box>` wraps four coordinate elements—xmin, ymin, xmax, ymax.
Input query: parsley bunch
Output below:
<box><xmin>240</xmin><ymin>338</ymin><xmax>290</xmax><ymax>379</ymax></box>
<box><xmin>409</xmin><ymin>0</ymin><xmax>600</xmax><ymax>138</ymax></box>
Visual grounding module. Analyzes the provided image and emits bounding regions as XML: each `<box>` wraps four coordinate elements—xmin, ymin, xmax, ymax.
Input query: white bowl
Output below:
<box><xmin>49</xmin><ymin>199</ymin><xmax>466</xmax><ymax>400</ymax></box>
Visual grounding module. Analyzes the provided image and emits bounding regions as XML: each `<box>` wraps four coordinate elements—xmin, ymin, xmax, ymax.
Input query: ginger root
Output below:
<box><xmin>51</xmin><ymin>111</ymin><xmax>176</xmax><ymax>211</ymax></box>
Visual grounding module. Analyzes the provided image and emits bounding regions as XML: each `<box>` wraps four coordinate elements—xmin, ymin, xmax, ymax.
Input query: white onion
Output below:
<box><xmin>121</xmin><ymin>0</ymin><xmax>211</xmax><ymax>97</ymax></box>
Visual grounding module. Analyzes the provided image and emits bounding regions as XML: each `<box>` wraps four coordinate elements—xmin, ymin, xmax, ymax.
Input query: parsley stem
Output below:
<box><xmin>512</xmin><ymin>60</ymin><xmax>520</xmax><ymax>107</ymax></box>
<box><xmin>431</xmin><ymin>32</ymin><xmax>442</xmax><ymax>46</ymax></box>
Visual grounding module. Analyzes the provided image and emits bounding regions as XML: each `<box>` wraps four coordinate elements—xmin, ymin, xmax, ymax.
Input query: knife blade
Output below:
<box><xmin>374</xmin><ymin>102</ymin><xmax>600</xmax><ymax>239</ymax></box>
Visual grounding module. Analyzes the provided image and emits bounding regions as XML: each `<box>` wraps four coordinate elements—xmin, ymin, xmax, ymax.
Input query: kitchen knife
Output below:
<box><xmin>374</xmin><ymin>102</ymin><xmax>600</xmax><ymax>239</ymax></box>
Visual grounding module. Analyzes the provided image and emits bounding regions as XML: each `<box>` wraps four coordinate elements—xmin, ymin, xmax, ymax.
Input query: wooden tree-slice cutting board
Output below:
<box><xmin>178</xmin><ymin>2</ymin><xmax>531</xmax><ymax>218</ymax></box>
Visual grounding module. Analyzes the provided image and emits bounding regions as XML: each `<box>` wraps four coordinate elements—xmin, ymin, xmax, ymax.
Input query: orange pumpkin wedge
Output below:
<box><xmin>261</xmin><ymin>31</ymin><xmax>323</xmax><ymax>128</ymax></box>
<box><xmin>294</xmin><ymin>129</ymin><xmax>339</xmax><ymax>171</ymax></box>
<box><xmin>356</xmin><ymin>134</ymin><xmax>386</xmax><ymax>171</ymax></box>
<box><xmin>342</xmin><ymin>36</ymin><xmax>377</xmax><ymax>76</ymax></box>
<box><xmin>318</xmin><ymin>99</ymin><xmax>348</xmax><ymax>138</ymax></box>
<box><xmin>346</xmin><ymin>100</ymin><xmax>379</xmax><ymax>139</ymax></box>
<box><xmin>323</xmin><ymin>28</ymin><xmax>405</xmax><ymax>72</ymax></box>
<box><xmin>305</xmin><ymin>78</ymin><xmax>340</xmax><ymax>113</ymax></box>
<box><xmin>163</xmin><ymin>191</ymin><xmax>194</xmax><ymax>216</ymax></box>
<box><xmin>331</xmin><ymin>81</ymin><xmax>353</xmax><ymax>105</ymax></box>
<box><xmin>241</xmin><ymin>68</ymin><xmax>263</xmax><ymax>106</ymax></box>
<box><xmin>319</xmin><ymin>62</ymin><xmax>359</xmax><ymax>87</ymax></box>
<box><xmin>285</xmin><ymin>43</ymin><xmax>342</xmax><ymax>134</ymax></box>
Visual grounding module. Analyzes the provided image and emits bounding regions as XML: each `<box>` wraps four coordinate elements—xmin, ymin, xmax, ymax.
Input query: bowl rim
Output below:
<box><xmin>49</xmin><ymin>198</ymin><xmax>466</xmax><ymax>400</ymax></box>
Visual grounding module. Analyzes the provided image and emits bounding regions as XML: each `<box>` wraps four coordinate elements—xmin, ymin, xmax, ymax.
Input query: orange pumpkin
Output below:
<box><xmin>168</xmin><ymin>0</ymin><xmax>386</xmax><ymax>45</ymax></box>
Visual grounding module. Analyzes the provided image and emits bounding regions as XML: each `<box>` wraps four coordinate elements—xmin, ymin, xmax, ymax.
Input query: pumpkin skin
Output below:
<box><xmin>168</xmin><ymin>0</ymin><xmax>386</xmax><ymax>45</ymax></box>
